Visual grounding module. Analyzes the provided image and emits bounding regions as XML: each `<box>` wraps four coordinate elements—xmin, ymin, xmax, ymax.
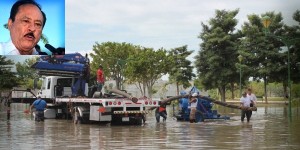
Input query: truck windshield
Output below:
<box><xmin>57</xmin><ymin>78</ymin><xmax>72</xmax><ymax>87</ymax></box>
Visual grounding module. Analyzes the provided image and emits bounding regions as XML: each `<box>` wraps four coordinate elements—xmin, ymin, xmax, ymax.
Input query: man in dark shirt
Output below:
<box><xmin>30</xmin><ymin>96</ymin><xmax>47</xmax><ymax>121</ymax></box>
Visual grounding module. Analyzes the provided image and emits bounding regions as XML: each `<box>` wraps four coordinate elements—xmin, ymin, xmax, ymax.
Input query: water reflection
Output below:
<box><xmin>0</xmin><ymin>103</ymin><xmax>300</xmax><ymax>149</ymax></box>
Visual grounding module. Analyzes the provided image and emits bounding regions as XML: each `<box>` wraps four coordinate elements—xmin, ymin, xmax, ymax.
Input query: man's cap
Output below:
<box><xmin>192</xmin><ymin>93</ymin><xmax>198</xmax><ymax>97</ymax></box>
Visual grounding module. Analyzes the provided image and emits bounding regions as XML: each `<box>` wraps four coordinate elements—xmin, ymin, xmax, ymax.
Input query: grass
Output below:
<box><xmin>231</xmin><ymin>97</ymin><xmax>290</xmax><ymax>101</ymax></box>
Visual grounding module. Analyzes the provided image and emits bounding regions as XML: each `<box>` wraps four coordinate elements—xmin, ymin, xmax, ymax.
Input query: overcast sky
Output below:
<box><xmin>66</xmin><ymin>0</ymin><xmax>299</xmax><ymax>59</ymax></box>
<box><xmin>4</xmin><ymin>0</ymin><xmax>300</xmax><ymax>69</ymax></box>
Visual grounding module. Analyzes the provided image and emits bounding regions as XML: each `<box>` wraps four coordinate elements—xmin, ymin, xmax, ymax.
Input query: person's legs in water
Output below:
<box><xmin>155</xmin><ymin>111</ymin><xmax>160</xmax><ymax>122</ymax></box>
<box><xmin>249</xmin><ymin>103</ymin><xmax>253</xmax><ymax>118</ymax></box>
<box><xmin>160</xmin><ymin>112</ymin><xmax>167</xmax><ymax>122</ymax></box>
<box><xmin>190</xmin><ymin>108</ymin><xmax>196</xmax><ymax>123</ymax></box>
<box><xmin>241</xmin><ymin>110</ymin><xmax>246</xmax><ymax>122</ymax></box>
<box><xmin>246</xmin><ymin>111</ymin><xmax>251</xmax><ymax>122</ymax></box>
<box><xmin>141</xmin><ymin>114</ymin><xmax>146</xmax><ymax>124</ymax></box>
<box><xmin>36</xmin><ymin>111</ymin><xmax>44</xmax><ymax>122</ymax></box>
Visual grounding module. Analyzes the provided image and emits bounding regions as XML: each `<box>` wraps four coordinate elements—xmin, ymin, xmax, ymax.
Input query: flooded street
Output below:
<box><xmin>1</xmin><ymin>104</ymin><xmax>300</xmax><ymax>149</ymax></box>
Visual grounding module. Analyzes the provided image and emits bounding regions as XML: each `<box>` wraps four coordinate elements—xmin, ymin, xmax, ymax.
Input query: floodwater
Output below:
<box><xmin>1</xmin><ymin>104</ymin><xmax>300</xmax><ymax>150</ymax></box>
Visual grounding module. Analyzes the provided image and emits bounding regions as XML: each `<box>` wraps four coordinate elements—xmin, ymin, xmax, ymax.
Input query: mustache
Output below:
<box><xmin>24</xmin><ymin>32</ymin><xmax>35</xmax><ymax>38</ymax></box>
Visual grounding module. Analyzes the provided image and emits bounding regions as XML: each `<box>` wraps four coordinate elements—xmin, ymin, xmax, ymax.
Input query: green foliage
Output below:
<box><xmin>246</xmin><ymin>82</ymin><xmax>300</xmax><ymax>98</ymax></box>
<box><xmin>195</xmin><ymin>9</ymin><xmax>240</xmax><ymax>101</ymax></box>
<box><xmin>40</xmin><ymin>34</ymin><xmax>49</xmax><ymax>45</ymax></box>
<box><xmin>168</xmin><ymin>45</ymin><xmax>195</xmax><ymax>91</ymax></box>
<box><xmin>292</xmin><ymin>84</ymin><xmax>300</xmax><ymax>98</ymax></box>
<box><xmin>193</xmin><ymin>77</ymin><xmax>205</xmax><ymax>90</ymax></box>
<box><xmin>196</xmin><ymin>10</ymin><xmax>300</xmax><ymax>101</ymax></box>
<box><xmin>125</xmin><ymin>47</ymin><xmax>172</xmax><ymax>97</ymax></box>
<box><xmin>207</xmin><ymin>89</ymin><xmax>219</xmax><ymax>100</ymax></box>
<box><xmin>15</xmin><ymin>57</ymin><xmax>39</xmax><ymax>89</ymax></box>
<box><xmin>90</xmin><ymin>42</ymin><xmax>136</xmax><ymax>89</ymax></box>
<box><xmin>0</xmin><ymin>56</ymin><xmax>18</xmax><ymax>90</ymax></box>
<box><xmin>247</xmin><ymin>82</ymin><xmax>265</xmax><ymax>96</ymax></box>
<box><xmin>293</xmin><ymin>10</ymin><xmax>300</xmax><ymax>23</ymax></box>
<box><xmin>240</xmin><ymin>12</ymin><xmax>286</xmax><ymax>83</ymax></box>
<box><xmin>287</xmin><ymin>10</ymin><xmax>300</xmax><ymax>83</ymax></box>
<box><xmin>90</xmin><ymin>42</ymin><xmax>171</xmax><ymax>97</ymax></box>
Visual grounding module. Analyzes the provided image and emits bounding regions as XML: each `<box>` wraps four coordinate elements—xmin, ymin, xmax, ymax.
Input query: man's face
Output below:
<box><xmin>247</xmin><ymin>90</ymin><xmax>251</xmax><ymax>95</ymax></box>
<box><xmin>8</xmin><ymin>4</ymin><xmax>43</xmax><ymax>54</ymax></box>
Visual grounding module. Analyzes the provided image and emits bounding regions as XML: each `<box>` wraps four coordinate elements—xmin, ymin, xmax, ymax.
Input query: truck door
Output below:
<box><xmin>56</xmin><ymin>78</ymin><xmax>72</xmax><ymax>97</ymax></box>
<box><xmin>38</xmin><ymin>77</ymin><xmax>52</xmax><ymax>98</ymax></box>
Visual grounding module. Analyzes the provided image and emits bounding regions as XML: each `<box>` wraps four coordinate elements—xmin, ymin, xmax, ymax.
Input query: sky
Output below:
<box><xmin>2</xmin><ymin>0</ymin><xmax>300</xmax><ymax>77</ymax></box>
<box><xmin>0</xmin><ymin>0</ymin><xmax>65</xmax><ymax>54</ymax></box>
<box><xmin>65</xmin><ymin>0</ymin><xmax>300</xmax><ymax>60</ymax></box>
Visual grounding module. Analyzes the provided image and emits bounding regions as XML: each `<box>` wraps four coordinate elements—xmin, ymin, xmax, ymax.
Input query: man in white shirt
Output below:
<box><xmin>247</xmin><ymin>88</ymin><xmax>257</xmax><ymax>118</ymax></box>
<box><xmin>240</xmin><ymin>92</ymin><xmax>252</xmax><ymax>122</ymax></box>
<box><xmin>189</xmin><ymin>93</ymin><xmax>198</xmax><ymax>123</ymax></box>
<box><xmin>1</xmin><ymin>0</ymin><xmax>46</xmax><ymax>55</ymax></box>
<box><xmin>0</xmin><ymin>40</ymin><xmax>39</xmax><ymax>55</ymax></box>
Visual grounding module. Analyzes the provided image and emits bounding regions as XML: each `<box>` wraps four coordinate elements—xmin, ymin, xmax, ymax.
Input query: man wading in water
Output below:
<box><xmin>30</xmin><ymin>96</ymin><xmax>47</xmax><ymax>122</ymax></box>
<box><xmin>189</xmin><ymin>93</ymin><xmax>198</xmax><ymax>123</ymax></box>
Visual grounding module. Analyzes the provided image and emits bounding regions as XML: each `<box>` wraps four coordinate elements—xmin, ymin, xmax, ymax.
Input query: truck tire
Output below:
<box><xmin>73</xmin><ymin>106</ymin><xmax>90</xmax><ymax>124</ymax></box>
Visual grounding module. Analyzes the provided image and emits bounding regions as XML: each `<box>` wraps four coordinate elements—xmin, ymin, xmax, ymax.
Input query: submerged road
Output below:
<box><xmin>0</xmin><ymin>104</ymin><xmax>300</xmax><ymax>149</ymax></box>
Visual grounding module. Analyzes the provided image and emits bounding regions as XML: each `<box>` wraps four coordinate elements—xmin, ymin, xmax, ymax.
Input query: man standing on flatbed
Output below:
<box><xmin>97</xmin><ymin>65</ymin><xmax>105</xmax><ymax>95</ymax></box>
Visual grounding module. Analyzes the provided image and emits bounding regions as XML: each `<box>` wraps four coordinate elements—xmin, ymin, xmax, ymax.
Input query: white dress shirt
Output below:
<box><xmin>240</xmin><ymin>96</ymin><xmax>251</xmax><ymax>107</ymax></box>
<box><xmin>0</xmin><ymin>40</ymin><xmax>39</xmax><ymax>55</ymax></box>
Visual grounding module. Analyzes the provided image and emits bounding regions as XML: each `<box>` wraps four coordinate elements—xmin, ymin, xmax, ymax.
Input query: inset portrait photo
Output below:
<box><xmin>0</xmin><ymin>0</ymin><xmax>65</xmax><ymax>55</ymax></box>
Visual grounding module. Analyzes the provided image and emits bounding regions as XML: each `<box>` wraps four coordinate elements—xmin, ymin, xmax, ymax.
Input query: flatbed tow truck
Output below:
<box><xmin>6</xmin><ymin>53</ymin><xmax>160</xmax><ymax>125</ymax></box>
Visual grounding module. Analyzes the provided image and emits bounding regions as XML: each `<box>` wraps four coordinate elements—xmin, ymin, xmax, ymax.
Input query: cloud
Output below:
<box><xmin>65</xmin><ymin>0</ymin><xmax>300</xmax><ymax>54</ymax></box>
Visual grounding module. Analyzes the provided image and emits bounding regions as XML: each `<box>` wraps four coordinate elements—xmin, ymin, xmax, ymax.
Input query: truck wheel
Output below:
<box><xmin>72</xmin><ymin>106</ymin><xmax>89</xmax><ymax>124</ymax></box>
<box><xmin>133</xmin><ymin>118</ymin><xmax>143</xmax><ymax>125</ymax></box>
<box><xmin>78</xmin><ymin>116</ymin><xmax>89</xmax><ymax>124</ymax></box>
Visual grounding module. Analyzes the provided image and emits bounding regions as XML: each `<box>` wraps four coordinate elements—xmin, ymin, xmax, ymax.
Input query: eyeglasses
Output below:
<box><xmin>18</xmin><ymin>18</ymin><xmax>43</xmax><ymax>30</ymax></box>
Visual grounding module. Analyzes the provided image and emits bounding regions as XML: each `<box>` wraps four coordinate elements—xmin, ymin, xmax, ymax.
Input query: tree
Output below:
<box><xmin>288</xmin><ymin>10</ymin><xmax>300</xmax><ymax>84</ymax></box>
<box><xmin>195</xmin><ymin>9</ymin><xmax>240</xmax><ymax>102</ymax></box>
<box><xmin>90</xmin><ymin>42</ymin><xmax>136</xmax><ymax>90</ymax></box>
<box><xmin>0</xmin><ymin>56</ymin><xmax>18</xmax><ymax>93</ymax></box>
<box><xmin>240</xmin><ymin>12</ymin><xmax>289</xmax><ymax>103</ymax></box>
<box><xmin>274</xmin><ymin>10</ymin><xmax>300</xmax><ymax>98</ymax></box>
<box><xmin>168</xmin><ymin>45</ymin><xmax>195</xmax><ymax>95</ymax></box>
<box><xmin>125</xmin><ymin>47</ymin><xmax>172</xmax><ymax>97</ymax></box>
<box><xmin>15</xmin><ymin>57</ymin><xmax>39</xmax><ymax>89</ymax></box>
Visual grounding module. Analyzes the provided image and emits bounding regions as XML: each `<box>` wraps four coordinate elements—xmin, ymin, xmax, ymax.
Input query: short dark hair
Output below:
<box><xmin>99</xmin><ymin>65</ymin><xmax>103</xmax><ymax>69</ymax></box>
<box><xmin>10</xmin><ymin>0</ymin><xmax>46</xmax><ymax>28</ymax></box>
<box><xmin>247</xmin><ymin>88</ymin><xmax>252</xmax><ymax>92</ymax></box>
<box><xmin>41</xmin><ymin>10</ymin><xmax>47</xmax><ymax>28</ymax></box>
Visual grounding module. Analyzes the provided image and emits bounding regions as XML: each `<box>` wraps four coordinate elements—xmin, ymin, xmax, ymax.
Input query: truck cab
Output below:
<box><xmin>38</xmin><ymin>76</ymin><xmax>88</xmax><ymax>99</ymax></box>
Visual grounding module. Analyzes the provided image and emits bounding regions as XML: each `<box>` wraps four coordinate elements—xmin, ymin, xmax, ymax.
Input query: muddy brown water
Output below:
<box><xmin>1</xmin><ymin>103</ymin><xmax>300</xmax><ymax>149</ymax></box>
